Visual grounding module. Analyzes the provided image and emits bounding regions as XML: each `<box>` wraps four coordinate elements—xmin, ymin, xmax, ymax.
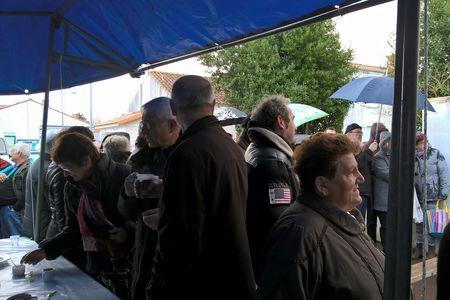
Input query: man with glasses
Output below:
<box><xmin>118</xmin><ymin>97</ymin><xmax>180</xmax><ymax>300</ymax></box>
<box><xmin>345</xmin><ymin>123</ymin><xmax>377</xmax><ymax>225</ymax></box>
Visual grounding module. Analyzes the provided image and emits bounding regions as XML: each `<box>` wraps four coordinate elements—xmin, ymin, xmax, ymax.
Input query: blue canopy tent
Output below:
<box><xmin>0</xmin><ymin>1</ymin><xmax>419</xmax><ymax>299</ymax></box>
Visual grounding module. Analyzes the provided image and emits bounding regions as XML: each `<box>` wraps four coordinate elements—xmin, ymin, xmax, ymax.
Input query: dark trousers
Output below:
<box><xmin>374</xmin><ymin>210</ymin><xmax>387</xmax><ymax>251</ymax></box>
<box><xmin>365</xmin><ymin>196</ymin><xmax>377</xmax><ymax>242</ymax></box>
<box><xmin>357</xmin><ymin>195</ymin><xmax>368</xmax><ymax>218</ymax></box>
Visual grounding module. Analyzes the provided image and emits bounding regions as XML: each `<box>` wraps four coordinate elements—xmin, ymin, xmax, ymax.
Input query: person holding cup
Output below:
<box><xmin>117</xmin><ymin>97</ymin><xmax>179</xmax><ymax>300</ymax></box>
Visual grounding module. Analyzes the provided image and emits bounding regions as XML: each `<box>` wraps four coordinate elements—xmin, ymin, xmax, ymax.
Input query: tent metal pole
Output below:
<box><xmin>384</xmin><ymin>0</ymin><xmax>421</xmax><ymax>298</ymax></box>
<box><xmin>421</xmin><ymin>0</ymin><xmax>429</xmax><ymax>298</ymax></box>
<box><xmin>34</xmin><ymin>18</ymin><xmax>56</xmax><ymax>242</ymax></box>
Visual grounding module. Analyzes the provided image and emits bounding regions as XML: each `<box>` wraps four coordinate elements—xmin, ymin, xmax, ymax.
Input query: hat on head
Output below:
<box><xmin>379</xmin><ymin>131</ymin><xmax>391</xmax><ymax>148</ymax></box>
<box><xmin>345</xmin><ymin>123</ymin><xmax>362</xmax><ymax>134</ymax></box>
<box><xmin>416</xmin><ymin>132</ymin><xmax>425</xmax><ymax>145</ymax></box>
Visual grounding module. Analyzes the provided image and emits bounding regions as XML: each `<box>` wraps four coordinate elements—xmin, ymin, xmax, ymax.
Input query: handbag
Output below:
<box><xmin>426</xmin><ymin>200</ymin><xmax>450</xmax><ymax>238</ymax></box>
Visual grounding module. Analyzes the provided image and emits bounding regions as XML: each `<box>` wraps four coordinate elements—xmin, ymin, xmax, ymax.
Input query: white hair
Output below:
<box><xmin>12</xmin><ymin>143</ymin><xmax>30</xmax><ymax>158</ymax></box>
<box><xmin>142</xmin><ymin>97</ymin><xmax>175</xmax><ymax>121</ymax></box>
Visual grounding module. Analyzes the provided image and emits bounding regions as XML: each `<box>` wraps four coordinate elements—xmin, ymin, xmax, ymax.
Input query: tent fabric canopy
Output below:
<box><xmin>0</xmin><ymin>0</ymin><xmax>388</xmax><ymax>95</ymax></box>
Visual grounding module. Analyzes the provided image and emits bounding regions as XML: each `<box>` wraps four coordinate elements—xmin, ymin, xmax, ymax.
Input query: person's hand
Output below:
<box><xmin>109</xmin><ymin>227</ymin><xmax>127</xmax><ymax>243</ymax></box>
<box><xmin>135</xmin><ymin>179</ymin><xmax>163</xmax><ymax>199</ymax></box>
<box><xmin>124</xmin><ymin>173</ymin><xmax>138</xmax><ymax>197</ymax></box>
<box><xmin>369</xmin><ymin>142</ymin><xmax>378</xmax><ymax>152</ymax></box>
<box><xmin>0</xmin><ymin>173</ymin><xmax>7</xmax><ymax>182</ymax></box>
<box><xmin>20</xmin><ymin>249</ymin><xmax>46</xmax><ymax>265</ymax></box>
<box><xmin>142</xmin><ymin>209</ymin><xmax>159</xmax><ymax>230</ymax></box>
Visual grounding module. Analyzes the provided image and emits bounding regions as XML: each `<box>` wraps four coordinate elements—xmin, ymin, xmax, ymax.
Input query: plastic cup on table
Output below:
<box><xmin>9</xmin><ymin>235</ymin><xmax>20</xmax><ymax>247</ymax></box>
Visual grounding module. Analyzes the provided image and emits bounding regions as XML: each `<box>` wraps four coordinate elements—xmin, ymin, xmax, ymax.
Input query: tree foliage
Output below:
<box><xmin>200</xmin><ymin>20</ymin><xmax>356</xmax><ymax>133</ymax></box>
<box><xmin>419</xmin><ymin>0</ymin><xmax>450</xmax><ymax>98</ymax></box>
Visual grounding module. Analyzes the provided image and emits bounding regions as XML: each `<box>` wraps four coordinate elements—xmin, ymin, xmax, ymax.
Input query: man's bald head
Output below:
<box><xmin>171</xmin><ymin>75</ymin><xmax>214</xmax><ymax>108</ymax></box>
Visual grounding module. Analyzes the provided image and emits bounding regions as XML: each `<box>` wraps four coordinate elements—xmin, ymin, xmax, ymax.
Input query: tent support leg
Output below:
<box><xmin>384</xmin><ymin>0</ymin><xmax>420</xmax><ymax>299</ymax></box>
<box><xmin>34</xmin><ymin>19</ymin><xmax>56</xmax><ymax>242</ymax></box>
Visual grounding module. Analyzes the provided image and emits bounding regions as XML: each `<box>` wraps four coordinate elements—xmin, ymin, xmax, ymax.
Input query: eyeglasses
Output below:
<box><xmin>350</xmin><ymin>130</ymin><xmax>363</xmax><ymax>135</ymax></box>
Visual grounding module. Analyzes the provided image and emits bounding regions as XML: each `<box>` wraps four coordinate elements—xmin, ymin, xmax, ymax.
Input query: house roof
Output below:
<box><xmin>352</xmin><ymin>63</ymin><xmax>387</xmax><ymax>74</ymax></box>
<box><xmin>148</xmin><ymin>70</ymin><xmax>225</xmax><ymax>105</ymax></box>
<box><xmin>0</xmin><ymin>98</ymin><xmax>89</xmax><ymax>123</ymax></box>
<box><xmin>95</xmin><ymin>111</ymin><xmax>142</xmax><ymax>128</ymax></box>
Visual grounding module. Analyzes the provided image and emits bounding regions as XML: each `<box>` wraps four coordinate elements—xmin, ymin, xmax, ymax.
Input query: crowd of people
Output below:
<box><xmin>0</xmin><ymin>74</ymin><xmax>448</xmax><ymax>299</ymax></box>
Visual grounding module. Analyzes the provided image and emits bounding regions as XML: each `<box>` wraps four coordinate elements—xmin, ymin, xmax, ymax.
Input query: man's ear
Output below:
<box><xmin>275</xmin><ymin>115</ymin><xmax>287</xmax><ymax>130</ymax></box>
<box><xmin>314</xmin><ymin>176</ymin><xmax>329</xmax><ymax>197</ymax></box>
<box><xmin>170</xmin><ymin>100</ymin><xmax>177</xmax><ymax>116</ymax></box>
<box><xmin>168</xmin><ymin>118</ymin><xmax>178</xmax><ymax>133</ymax></box>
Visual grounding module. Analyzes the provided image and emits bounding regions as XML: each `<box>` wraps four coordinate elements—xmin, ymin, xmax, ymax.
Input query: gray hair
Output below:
<box><xmin>141</xmin><ymin>97</ymin><xmax>175</xmax><ymax>121</ymax></box>
<box><xmin>251</xmin><ymin>95</ymin><xmax>291</xmax><ymax>130</ymax></box>
<box><xmin>12</xmin><ymin>143</ymin><xmax>30</xmax><ymax>158</ymax></box>
<box><xmin>171</xmin><ymin>75</ymin><xmax>214</xmax><ymax>108</ymax></box>
<box><xmin>103</xmin><ymin>135</ymin><xmax>131</xmax><ymax>164</ymax></box>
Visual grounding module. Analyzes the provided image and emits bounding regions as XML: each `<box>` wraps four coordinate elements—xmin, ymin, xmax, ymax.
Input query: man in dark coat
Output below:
<box><xmin>148</xmin><ymin>75</ymin><xmax>255</xmax><ymax>300</ymax></box>
<box><xmin>245</xmin><ymin>95</ymin><xmax>299</xmax><ymax>281</ymax></box>
<box><xmin>118</xmin><ymin>97</ymin><xmax>179</xmax><ymax>300</ymax></box>
<box><xmin>257</xmin><ymin>133</ymin><xmax>384</xmax><ymax>300</ymax></box>
<box><xmin>22</xmin><ymin>132</ymin><xmax>57</xmax><ymax>242</ymax></box>
<box><xmin>345</xmin><ymin>123</ymin><xmax>385</xmax><ymax>241</ymax></box>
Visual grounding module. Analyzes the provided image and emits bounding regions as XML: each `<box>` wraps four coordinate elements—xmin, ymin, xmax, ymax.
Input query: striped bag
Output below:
<box><xmin>427</xmin><ymin>200</ymin><xmax>450</xmax><ymax>238</ymax></box>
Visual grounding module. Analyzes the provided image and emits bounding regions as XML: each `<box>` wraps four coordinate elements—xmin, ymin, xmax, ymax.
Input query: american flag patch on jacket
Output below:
<box><xmin>269</xmin><ymin>187</ymin><xmax>291</xmax><ymax>204</ymax></box>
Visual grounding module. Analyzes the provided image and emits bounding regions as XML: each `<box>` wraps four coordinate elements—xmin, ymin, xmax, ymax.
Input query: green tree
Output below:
<box><xmin>387</xmin><ymin>0</ymin><xmax>449</xmax><ymax>131</ymax></box>
<box><xmin>419</xmin><ymin>0</ymin><xmax>450</xmax><ymax>98</ymax></box>
<box><xmin>200</xmin><ymin>20</ymin><xmax>356</xmax><ymax>133</ymax></box>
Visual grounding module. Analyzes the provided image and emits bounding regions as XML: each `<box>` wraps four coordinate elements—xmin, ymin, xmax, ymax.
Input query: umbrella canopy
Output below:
<box><xmin>288</xmin><ymin>103</ymin><xmax>328</xmax><ymax>127</ymax></box>
<box><xmin>330</xmin><ymin>76</ymin><xmax>435</xmax><ymax>112</ymax></box>
<box><xmin>214</xmin><ymin>107</ymin><xmax>247</xmax><ymax>126</ymax></box>
<box><xmin>0</xmin><ymin>0</ymin><xmax>388</xmax><ymax>95</ymax></box>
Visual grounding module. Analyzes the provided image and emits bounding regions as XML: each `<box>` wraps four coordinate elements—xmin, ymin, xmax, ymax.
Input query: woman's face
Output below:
<box><xmin>416</xmin><ymin>140</ymin><xmax>425</xmax><ymax>152</ymax></box>
<box><xmin>59</xmin><ymin>156</ymin><xmax>93</xmax><ymax>182</ymax></box>
<box><xmin>320</xmin><ymin>153</ymin><xmax>365</xmax><ymax>212</ymax></box>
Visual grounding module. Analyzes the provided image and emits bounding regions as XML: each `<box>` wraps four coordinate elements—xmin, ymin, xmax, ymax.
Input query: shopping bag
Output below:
<box><xmin>426</xmin><ymin>200</ymin><xmax>450</xmax><ymax>238</ymax></box>
<box><xmin>412</xmin><ymin>187</ymin><xmax>423</xmax><ymax>223</ymax></box>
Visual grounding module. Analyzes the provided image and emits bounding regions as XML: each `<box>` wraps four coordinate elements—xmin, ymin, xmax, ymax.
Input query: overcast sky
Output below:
<box><xmin>0</xmin><ymin>1</ymin><xmax>398</xmax><ymax>122</ymax></box>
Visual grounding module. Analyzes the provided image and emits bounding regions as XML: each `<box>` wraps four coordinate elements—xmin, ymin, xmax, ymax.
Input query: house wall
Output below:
<box><xmin>0</xmin><ymin>101</ymin><xmax>87</xmax><ymax>140</ymax></box>
<box><xmin>427</xmin><ymin>97</ymin><xmax>450</xmax><ymax>172</ymax></box>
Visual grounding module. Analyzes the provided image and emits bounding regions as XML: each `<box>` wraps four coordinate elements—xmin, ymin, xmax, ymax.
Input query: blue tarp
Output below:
<box><xmin>0</xmin><ymin>0</ymin><xmax>386</xmax><ymax>95</ymax></box>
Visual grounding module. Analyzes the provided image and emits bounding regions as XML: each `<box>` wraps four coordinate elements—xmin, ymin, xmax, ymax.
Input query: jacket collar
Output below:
<box><xmin>179</xmin><ymin>115</ymin><xmax>220</xmax><ymax>142</ymax></box>
<box><xmin>248</xmin><ymin>127</ymin><xmax>293</xmax><ymax>159</ymax></box>
<box><xmin>298</xmin><ymin>193</ymin><xmax>365</xmax><ymax>235</ymax></box>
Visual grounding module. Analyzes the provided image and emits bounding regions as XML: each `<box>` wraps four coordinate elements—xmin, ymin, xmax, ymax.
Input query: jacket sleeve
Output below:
<box><xmin>117</xmin><ymin>189</ymin><xmax>140</xmax><ymax>221</ymax></box>
<box><xmin>39</xmin><ymin>183</ymin><xmax>81</xmax><ymax>260</ymax></box>
<box><xmin>248</xmin><ymin>160</ymin><xmax>296</xmax><ymax>220</ymax></box>
<box><xmin>257</xmin><ymin>224</ymin><xmax>321</xmax><ymax>300</ymax></box>
<box><xmin>436</xmin><ymin>150</ymin><xmax>450</xmax><ymax>200</ymax></box>
<box><xmin>371</xmin><ymin>155</ymin><xmax>390</xmax><ymax>183</ymax></box>
<box><xmin>13</xmin><ymin>163</ymin><xmax>30</xmax><ymax>211</ymax></box>
<box><xmin>148</xmin><ymin>151</ymin><xmax>207</xmax><ymax>299</ymax></box>
<box><xmin>49</xmin><ymin>170</ymin><xmax>68</xmax><ymax>231</ymax></box>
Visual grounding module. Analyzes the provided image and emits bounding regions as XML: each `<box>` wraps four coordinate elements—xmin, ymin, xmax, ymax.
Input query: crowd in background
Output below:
<box><xmin>0</xmin><ymin>75</ymin><xmax>448</xmax><ymax>299</ymax></box>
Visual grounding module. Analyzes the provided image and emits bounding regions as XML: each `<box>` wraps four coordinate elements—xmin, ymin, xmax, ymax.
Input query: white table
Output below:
<box><xmin>0</xmin><ymin>237</ymin><xmax>119</xmax><ymax>300</ymax></box>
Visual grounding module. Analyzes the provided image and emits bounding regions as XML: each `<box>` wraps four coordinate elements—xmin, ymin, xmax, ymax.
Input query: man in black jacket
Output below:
<box><xmin>118</xmin><ymin>97</ymin><xmax>179</xmax><ymax>300</ymax></box>
<box><xmin>245</xmin><ymin>95</ymin><xmax>299</xmax><ymax>281</ymax></box>
<box><xmin>22</xmin><ymin>132</ymin><xmax>56</xmax><ymax>242</ymax></box>
<box><xmin>148</xmin><ymin>75</ymin><xmax>255</xmax><ymax>300</ymax></box>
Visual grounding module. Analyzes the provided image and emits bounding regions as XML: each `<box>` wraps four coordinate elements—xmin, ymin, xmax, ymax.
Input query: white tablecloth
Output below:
<box><xmin>0</xmin><ymin>237</ymin><xmax>119</xmax><ymax>300</ymax></box>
